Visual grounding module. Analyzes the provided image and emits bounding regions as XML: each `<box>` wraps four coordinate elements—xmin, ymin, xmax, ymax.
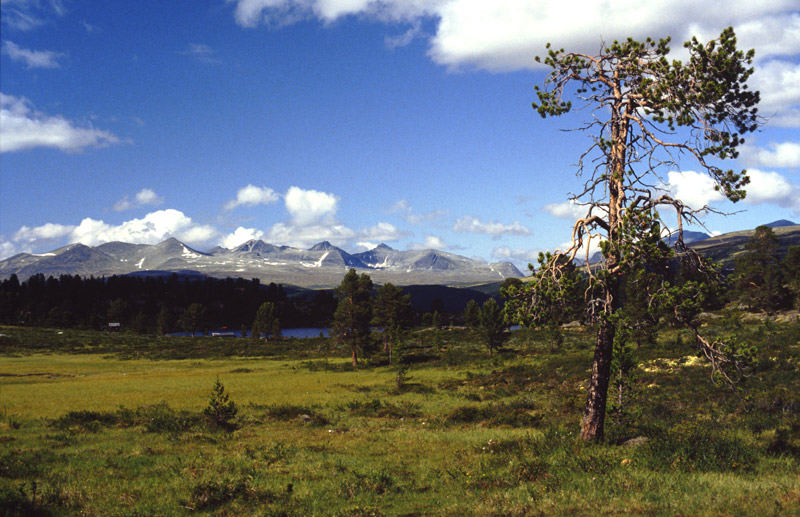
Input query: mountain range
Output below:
<box><xmin>0</xmin><ymin>239</ymin><xmax>523</xmax><ymax>288</ymax></box>
<box><xmin>2</xmin><ymin>220</ymin><xmax>797</xmax><ymax>288</ymax></box>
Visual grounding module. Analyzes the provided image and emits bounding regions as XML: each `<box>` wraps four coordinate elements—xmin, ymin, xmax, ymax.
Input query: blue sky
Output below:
<box><xmin>1</xmin><ymin>0</ymin><xmax>798</xmax><ymax>268</ymax></box>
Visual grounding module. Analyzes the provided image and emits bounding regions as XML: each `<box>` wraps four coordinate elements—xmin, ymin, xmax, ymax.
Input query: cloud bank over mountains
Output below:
<box><xmin>4</xmin><ymin>163</ymin><xmax>797</xmax><ymax>264</ymax></box>
<box><xmin>0</xmin><ymin>185</ymin><xmax>414</xmax><ymax>260</ymax></box>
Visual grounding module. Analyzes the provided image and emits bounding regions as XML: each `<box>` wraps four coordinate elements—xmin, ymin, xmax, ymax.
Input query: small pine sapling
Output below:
<box><xmin>204</xmin><ymin>378</ymin><xmax>238</xmax><ymax>431</ymax></box>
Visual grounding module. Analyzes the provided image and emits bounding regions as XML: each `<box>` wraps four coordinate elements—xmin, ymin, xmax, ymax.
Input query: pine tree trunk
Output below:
<box><xmin>351</xmin><ymin>342</ymin><xmax>358</xmax><ymax>367</ymax></box>
<box><xmin>579</xmin><ymin>94</ymin><xmax>626</xmax><ymax>441</ymax></box>
<box><xmin>581</xmin><ymin>318</ymin><xmax>614</xmax><ymax>440</ymax></box>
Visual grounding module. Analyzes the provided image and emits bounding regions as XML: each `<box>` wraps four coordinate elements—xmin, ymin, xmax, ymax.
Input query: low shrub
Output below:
<box><xmin>766</xmin><ymin>424</ymin><xmax>800</xmax><ymax>458</ymax></box>
<box><xmin>339</xmin><ymin>468</ymin><xmax>397</xmax><ymax>498</ymax></box>
<box><xmin>341</xmin><ymin>399</ymin><xmax>420</xmax><ymax>418</ymax></box>
<box><xmin>48</xmin><ymin>404</ymin><xmax>201</xmax><ymax>434</ymax></box>
<box><xmin>265</xmin><ymin>403</ymin><xmax>330</xmax><ymax>426</ymax></box>
<box><xmin>141</xmin><ymin>402</ymin><xmax>199</xmax><ymax>434</ymax></box>
<box><xmin>638</xmin><ymin>424</ymin><xmax>758</xmax><ymax>472</ymax></box>
<box><xmin>51</xmin><ymin>410</ymin><xmax>118</xmax><ymax>431</ymax></box>
<box><xmin>187</xmin><ymin>476</ymin><xmax>273</xmax><ymax>510</ymax></box>
<box><xmin>0</xmin><ymin>449</ymin><xmax>56</xmax><ymax>479</ymax></box>
<box><xmin>446</xmin><ymin>398</ymin><xmax>542</xmax><ymax>428</ymax></box>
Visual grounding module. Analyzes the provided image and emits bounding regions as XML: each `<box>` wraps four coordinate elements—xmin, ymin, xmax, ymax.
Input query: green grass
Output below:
<box><xmin>1</xmin><ymin>320</ymin><xmax>799</xmax><ymax>515</ymax></box>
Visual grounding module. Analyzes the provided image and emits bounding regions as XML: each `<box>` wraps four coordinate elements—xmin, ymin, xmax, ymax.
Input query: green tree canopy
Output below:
<box><xmin>332</xmin><ymin>268</ymin><xmax>374</xmax><ymax>366</ymax></box>
<box><xmin>372</xmin><ymin>282</ymin><xmax>414</xmax><ymax>362</ymax></box>
<box><xmin>252</xmin><ymin>301</ymin><xmax>277</xmax><ymax>340</ymax></box>
<box><xmin>203</xmin><ymin>378</ymin><xmax>238</xmax><ymax>431</ymax></box>
<box><xmin>504</xmin><ymin>252</ymin><xmax>586</xmax><ymax>328</ymax></box>
<box><xmin>180</xmin><ymin>303</ymin><xmax>207</xmax><ymax>336</ymax></box>
<box><xmin>734</xmin><ymin>226</ymin><xmax>788</xmax><ymax>312</ymax></box>
<box><xmin>463</xmin><ymin>299</ymin><xmax>480</xmax><ymax>328</ymax></box>
<box><xmin>479</xmin><ymin>298</ymin><xmax>506</xmax><ymax>355</ymax></box>
<box><xmin>783</xmin><ymin>246</ymin><xmax>800</xmax><ymax>309</ymax></box>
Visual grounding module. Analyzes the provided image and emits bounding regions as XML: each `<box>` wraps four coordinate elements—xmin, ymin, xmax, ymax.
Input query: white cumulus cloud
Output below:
<box><xmin>750</xmin><ymin>59</ymin><xmax>800</xmax><ymax>127</ymax></box>
<box><xmin>742</xmin><ymin>141</ymin><xmax>800</xmax><ymax>168</ymax></box>
<box><xmin>267</xmin><ymin>221</ymin><xmax>355</xmax><ymax>248</ymax></box>
<box><xmin>136</xmin><ymin>188</ymin><xmax>161</xmax><ymax>205</ymax></box>
<box><xmin>0</xmin><ymin>241</ymin><xmax>18</xmax><ymax>260</ymax></box>
<box><xmin>253</xmin><ymin>186</ymin><xmax>355</xmax><ymax>248</ymax></box>
<box><xmin>70</xmin><ymin>209</ymin><xmax>218</xmax><ymax>246</ymax></box>
<box><xmin>666</xmin><ymin>168</ymin><xmax>800</xmax><ymax>213</ymax></box>
<box><xmin>13</xmin><ymin>222</ymin><xmax>75</xmax><ymax>243</ymax></box>
<box><xmin>285</xmin><ymin>186</ymin><xmax>338</xmax><ymax>225</ymax></box>
<box><xmin>0</xmin><ymin>92</ymin><xmax>119</xmax><ymax>153</ymax></box>
<box><xmin>389</xmin><ymin>199</ymin><xmax>446</xmax><ymax>224</ymax></box>
<box><xmin>225</xmin><ymin>184</ymin><xmax>280</xmax><ymax>210</ymax></box>
<box><xmin>221</xmin><ymin>226</ymin><xmax>265</xmax><ymax>249</ymax></box>
<box><xmin>665</xmin><ymin>170</ymin><xmax>726</xmax><ymax>210</ymax></box>
<box><xmin>358</xmin><ymin>221</ymin><xmax>406</xmax><ymax>242</ymax></box>
<box><xmin>230</xmin><ymin>1</ymin><xmax>799</xmax><ymax>67</ymax></box>
<box><xmin>2</xmin><ymin>209</ymin><xmax>220</xmax><ymax>259</ymax></box>
<box><xmin>743</xmin><ymin>168</ymin><xmax>800</xmax><ymax>212</ymax></box>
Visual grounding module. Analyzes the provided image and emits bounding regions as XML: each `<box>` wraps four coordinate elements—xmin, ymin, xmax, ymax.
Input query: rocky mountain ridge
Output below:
<box><xmin>0</xmin><ymin>238</ymin><xmax>524</xmax><ymax>288</ymax></box>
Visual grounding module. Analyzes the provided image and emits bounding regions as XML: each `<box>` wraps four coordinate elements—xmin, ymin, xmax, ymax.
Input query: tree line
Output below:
<box><xmin>0</xmin><ymin>271</ymin><xmax>499</xmax><ymax>335</ymax></box>
<box><xmin>0</xmin><ymin>274</ymin><xmax>335</xmax><ymax>333</ymax></box>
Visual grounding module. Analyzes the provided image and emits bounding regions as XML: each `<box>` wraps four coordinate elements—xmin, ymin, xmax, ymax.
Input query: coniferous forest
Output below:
<box><xmin>0</xmin><ymin>273</ymin><xmax>337</xmax><ymax>333</ymax></box>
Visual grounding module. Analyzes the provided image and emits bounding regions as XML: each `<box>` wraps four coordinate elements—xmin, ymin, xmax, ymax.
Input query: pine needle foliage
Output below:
<box><xmin>203</xmin><ymin>378</ymin><xmax>238</xmax><ymax>431</ymax></box>
<box><xmin>509</xmin><ymin>27</ymin><xmax>760</xmax><ymax>440</ymax></box>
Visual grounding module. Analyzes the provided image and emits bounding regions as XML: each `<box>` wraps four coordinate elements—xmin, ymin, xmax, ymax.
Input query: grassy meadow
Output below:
<box><xmin>1</xmin><ymin>320</ymin><xmax>799</xmax><ymax>515</ymax></box>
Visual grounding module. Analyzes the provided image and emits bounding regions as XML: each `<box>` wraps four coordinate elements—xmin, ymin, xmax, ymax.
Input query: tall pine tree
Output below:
<box><xmin>332</xmin><ymin>269</ymin><xmax>374</xmax><ymax>366</ymax></box>
<box><xmin>516</xmin><ymin>28</ymin><xmax>759</xmax><ymax>440</ymax></box>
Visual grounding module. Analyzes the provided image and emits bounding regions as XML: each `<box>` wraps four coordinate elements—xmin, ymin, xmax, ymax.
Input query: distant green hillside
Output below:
<box><xmin>690</xmin><ymin>224</ymin><xmax>800</xmax><ymax>272</ymax></box>
<box><xmin>399</xmin><ymin>284</ymin><xmax>493</xmax><ymax>313</ymax></box>
<box><xmin>414</xmin><ymin>224</ymin><xmax>800</xmax><ymax>306</ymax></box>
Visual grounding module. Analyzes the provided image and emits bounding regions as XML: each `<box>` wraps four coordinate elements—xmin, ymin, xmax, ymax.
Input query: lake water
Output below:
<box><xmin>171</xmin><ymin>328</ymin><xmax>329</xmax><ymax>339</ymax></box>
